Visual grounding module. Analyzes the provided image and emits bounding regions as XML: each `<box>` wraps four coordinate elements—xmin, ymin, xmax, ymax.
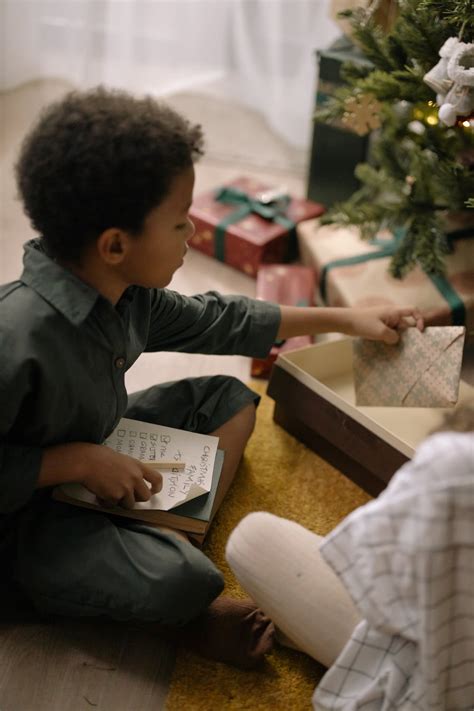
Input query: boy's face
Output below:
<box><xmin>121</xmin><ymin>166</ymin><xmax>195</xmax><ymax>289</ymax></box>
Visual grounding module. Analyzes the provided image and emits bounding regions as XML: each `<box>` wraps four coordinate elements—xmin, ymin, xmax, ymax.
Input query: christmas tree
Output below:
<box><xmin>317</xmin><ymin>0</ymin><xmax>474</xmax><ymax>278</ymax></box>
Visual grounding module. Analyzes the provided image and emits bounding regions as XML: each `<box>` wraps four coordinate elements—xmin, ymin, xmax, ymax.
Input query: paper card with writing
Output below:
<box><xmin>60</xmin><ymin>417</ymin><xmax>219</xmax><ymax>511</ymax></box>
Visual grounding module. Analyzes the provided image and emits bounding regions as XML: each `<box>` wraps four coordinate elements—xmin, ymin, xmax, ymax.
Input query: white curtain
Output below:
<box><xmin>0</xmin><ymin>0</ymin><xmax>339</xmax><ymax>147</ymax></box>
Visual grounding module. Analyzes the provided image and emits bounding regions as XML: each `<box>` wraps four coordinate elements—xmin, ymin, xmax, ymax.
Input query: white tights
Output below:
<box><xmin>225</xmin><ymin>512</ymin><xmax>361</xmax><ymax>668</ymax></box>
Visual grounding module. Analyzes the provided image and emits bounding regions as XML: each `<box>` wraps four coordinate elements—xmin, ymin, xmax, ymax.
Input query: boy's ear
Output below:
<box><xmin>96</xmin><ymin>228</ymin><xmax>131</xmax><ymax>265</ymax></box>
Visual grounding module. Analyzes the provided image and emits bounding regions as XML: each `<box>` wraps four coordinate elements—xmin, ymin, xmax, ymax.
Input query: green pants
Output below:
<box><xmin>12</xmin><ymin>376</ymin><xmax>259</xmax><ymax>625</ymax></box>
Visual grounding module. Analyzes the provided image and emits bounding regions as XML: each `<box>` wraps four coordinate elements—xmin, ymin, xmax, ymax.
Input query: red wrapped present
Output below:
<box><xmin>189</xmin><ymin>176</ymin><xmax>325</xmax><ymax>277</ymax></box>
<box><xmin>251</xmin><ymin>264</ymin><xmax>316</xmax><ymax>378</ymax></box>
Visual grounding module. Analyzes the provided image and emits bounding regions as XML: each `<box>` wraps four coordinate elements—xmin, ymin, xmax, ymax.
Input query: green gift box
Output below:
<box><xmin>307</xmin><ymin>35</ymin><xmax>374</xmax><ymax>207</ymax></box>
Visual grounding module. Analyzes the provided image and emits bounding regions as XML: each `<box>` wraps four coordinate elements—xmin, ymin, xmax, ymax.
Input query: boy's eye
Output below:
<box><xmin>175</xmin><ymin>223</ymin><xmax>187</xmax><ymax>230</ymax></box>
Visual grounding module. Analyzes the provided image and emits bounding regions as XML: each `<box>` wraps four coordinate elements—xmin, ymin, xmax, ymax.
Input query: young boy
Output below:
<box><xmin>0</xmin><ymin>87</ymin><xmax>423</xmax><ymax>669</ymax></box>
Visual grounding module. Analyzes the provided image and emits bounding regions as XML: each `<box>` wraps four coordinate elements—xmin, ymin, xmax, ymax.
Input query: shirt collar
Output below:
<box><xmin>20</xmin><ymin>239</ymin><xmax>101</xmax><ymax>326</ymax></box>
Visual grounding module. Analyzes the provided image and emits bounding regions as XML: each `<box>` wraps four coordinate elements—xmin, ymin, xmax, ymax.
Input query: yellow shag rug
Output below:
<box><xmin>165</xmin><ymin>380</ymin><xmax>371</xmax><ymax>711</ymax></box>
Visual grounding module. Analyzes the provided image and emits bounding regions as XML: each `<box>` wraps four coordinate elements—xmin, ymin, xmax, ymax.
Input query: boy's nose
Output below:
<box><xmin>187</xmin><ymin>218</ymin><xmax>196</xmax><ymax>239</ymax></box>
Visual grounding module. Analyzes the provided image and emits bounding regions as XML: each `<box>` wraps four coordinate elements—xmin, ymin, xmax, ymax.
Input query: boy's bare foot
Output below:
<box><xmin>178</xmin><ymin>596</ymin><xmax>275</xmax><ymax>669</ymax></box>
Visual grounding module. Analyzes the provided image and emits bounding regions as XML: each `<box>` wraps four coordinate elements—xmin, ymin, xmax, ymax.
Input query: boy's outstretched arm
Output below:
<box><xmin>277</xmin><ymin>305</ymin><xmax>424</xmax><ymax>345</ymax></box>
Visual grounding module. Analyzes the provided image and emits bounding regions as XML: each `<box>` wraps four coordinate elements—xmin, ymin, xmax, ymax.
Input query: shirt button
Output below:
<box><xmin>115</xmin><ymin>356</ymin><xmax>126</xmax><ymax>368</ymax></box>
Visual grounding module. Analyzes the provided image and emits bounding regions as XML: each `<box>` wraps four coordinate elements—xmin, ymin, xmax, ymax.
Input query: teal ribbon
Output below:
<box><xmin>427</xmin><ymin>274</ymin><xmax>466</xmax><ymax>324</ymax></box>
<box><xmin>214</xmin><ymin>186</ymin><xmax>296</xmax><ymax>262</ymax></box>
<box><xmin>320</xmin><ymin>228</ymin><xmax>467</xmax><ymax>325</ymax></box>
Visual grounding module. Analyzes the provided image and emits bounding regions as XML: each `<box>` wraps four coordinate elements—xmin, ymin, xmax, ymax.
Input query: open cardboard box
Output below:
<box><xmin>267</xmin><ymin>338</ymin><xmax>474</xmax><ymax>496</ymax></box>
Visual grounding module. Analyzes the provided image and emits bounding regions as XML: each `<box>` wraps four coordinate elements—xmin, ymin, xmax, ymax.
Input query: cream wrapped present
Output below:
<box><xmin>297</xmin><ymin>218</ymin><xmax>474</xmax><ymax>334</ymax></box>
<box><xmin>353</xmin><ymin>326</ymin><xmax>466</xmax><ymax>407</ymax></box>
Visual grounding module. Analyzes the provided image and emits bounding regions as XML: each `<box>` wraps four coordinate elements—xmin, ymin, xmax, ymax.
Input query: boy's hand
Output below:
<box><xmin>345</xmin><ymin>306</ymin><xmax>424</xmax><ymax>345</ymax></box>
<box><xmin>39</xmin><ymin>442</ymin><xmax>162</xmax><ymax>509</ymax></box>
<box><xmin>79</xmin><ymin>446</ymin><xmax>163</xmax><ymax>509</ymax></box>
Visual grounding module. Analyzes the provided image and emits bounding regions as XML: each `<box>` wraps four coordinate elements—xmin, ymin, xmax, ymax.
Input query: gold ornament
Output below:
<box><xmin>413</xmin><ymin>102</ymin><xmax>439</xmax><ymax>125</ymax></box>
<box><xmin>342</xmin><ymin>94</ymin><xmax>382</xmax><ymax>136</ymax></box>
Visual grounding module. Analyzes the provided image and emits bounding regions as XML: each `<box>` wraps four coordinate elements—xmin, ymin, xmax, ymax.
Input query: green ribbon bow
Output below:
<box><xmin>320</xmin><ymin>227</ymin><xmax>467</xmax><ymax>325</ymax></box>
<box><xmin>213</xmin><ymin>186</ymin><xmax>296</xmax><ymax>262</ymax></box>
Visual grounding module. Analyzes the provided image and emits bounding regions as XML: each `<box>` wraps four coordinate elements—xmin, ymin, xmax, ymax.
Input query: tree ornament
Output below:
<box><xmin>423</xmin><ymin>37</ymin><xmax>474</xmax><ymax>127</ymax></box>
<box><xmin>408</xmin><ymin>120</ymin><xmax>426</xmax><ymax>135</ymax></box>
<box><xmin>342</xmin><ymin>93</ymin><xmax>382</xmax><ymax>136</ymax></box>
<box><xmin>423</xmin><ymin>37</ymin><xmax>459</xmax><ymax>95</ymax></box>
<box><xmin>456</xmin><ymin>112</ymin><xmax>474</xmax><ymax>129</ymax></box>
<box><xmin>403</xmin><ymin>174</ymin><xmax>416</xmax><ymax>195</ymax></box>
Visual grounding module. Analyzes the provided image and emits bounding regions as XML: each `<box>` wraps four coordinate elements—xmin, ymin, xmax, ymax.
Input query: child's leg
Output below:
<box><xmin>206</xmin><ymin>401</ymin><xmax>256</xmax><ymax>526</ymax></box>
<box><xmin>146</xmin><ymin>404</ymin><xmax>277</xmax><ymax>667</ymax></box>
<box><xmin>14</xmin><ymin>497</ymin><xmax>274</xmax><ymax>669</ymax></box>
<box><xmin>226</xmin><ymin>512</ymin><xmax>361</xmax><ymax>668</ymax></box>
<box><xmin>184</xmin><ymin>402</ymin><xmax>256</xmax><ymax>547</ymax></box>
<box><xmin>16</xmin><ymin>375</ymin><xmax>270</xmax><ymax>667</ymax></box>
<box><xmin>126</xmin><ymin>375</ymin><xmax>259</xmax><ymax>540</ymax></box>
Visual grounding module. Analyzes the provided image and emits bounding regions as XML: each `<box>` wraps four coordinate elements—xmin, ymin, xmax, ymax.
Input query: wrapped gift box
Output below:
<box><xmin>251</xmin><ymin>264</ymin><xmax>316</xmax><ymax>378</ymax></box>
<box><xmin>189</xmin><ymin>177</ymin><xmax>325</xmax><ymax>277</ymax></box>
<box><xmin>298</xmin><ymin>218</ymin><xmax>474</xmax><ymax>333</ymax></box>
<box><xmin>267</xmin><ymin>339</ymin><xmax>474</xmax><ymax>495</ymax></box>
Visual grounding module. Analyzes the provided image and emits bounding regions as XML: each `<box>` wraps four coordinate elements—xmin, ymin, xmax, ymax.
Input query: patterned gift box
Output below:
<box><xmin>251</xmin><ymin>264</ymin><xmax>316</xmax><ymax>378</ymax></box>
<box><xmin>189</xmin><ymin>176</ymin><xmax>325</xmax><ymax>277</ymax></box>
<box><xmin>297</xmin><ymin>218</ymin><xmax>474</xmax><ymax>334</ymax></box>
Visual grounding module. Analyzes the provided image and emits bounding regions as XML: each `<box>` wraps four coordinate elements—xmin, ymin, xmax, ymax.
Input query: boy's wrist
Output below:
<box><xmin>316</xmin><ymin>307</ymin><xmax>354</xmax><ymax>336</ymax></box>
<box><xmin>333</xmin><ymin>308</ymin><xmax>355</xmax><ymax>336</ymax></box>
<box><xmin>277</xmin><ymin>305</ymin><xmax>356</xmax><ymax>339</ymax></box>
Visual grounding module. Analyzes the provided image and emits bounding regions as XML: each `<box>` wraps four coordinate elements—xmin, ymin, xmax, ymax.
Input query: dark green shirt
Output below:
<box><xmin>0</xmin><ymin>240</ymin><xmax>280</xmax><ymax>516</ymax></box>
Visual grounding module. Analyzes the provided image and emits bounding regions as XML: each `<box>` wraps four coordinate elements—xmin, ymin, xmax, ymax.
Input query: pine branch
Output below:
<box><xmin>317</xmin><ymin>0</ymin><xmax>474</xmax><ymax>277</ymax></box>
<box><xmin>393</xmin><ymin>7</ymin><xmax>450</xmax><ymax>69</ymax></box>
<box><xmin>345</xmin><ymin>9</ymin><xmax>395</xmax><ymax>71</ymax></box>
<box><xmin>385</xmin><ymin>35</ymin><xmax>409</xmax><ymax>68</ymax></box>
<box><xmin>388</xmin><ymin>222</ymin><xmax>418</xmax><ymax>277</ymax></box>
<box><xmin>357</xmin><ymin>68</ymin><xmax>433</xmax><ymax>102</ymax></box>
<box><xmin>411</xmin><ymin>215</ymin><xmax>451</xmax><ymax>274</ymax></box>
<box><xmin>313</xmin><ymin>86</ymin><xmax>353</xmax><ymax>123</ymax></box>
<box><xmin>340</xmin><ymin>61</ymin><xmax>373</xmax><ymax>84</ymax></box>
<box><xmin>418</xmin><ymin>0</ymin><xmax>474</xmax><ymax>36</ymax></box>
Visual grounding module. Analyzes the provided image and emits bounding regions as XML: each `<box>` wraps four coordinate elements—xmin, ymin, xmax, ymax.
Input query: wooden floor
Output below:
<box><xmin>0</xmin><ymin>617</ymin><xmax>176</xmax><ymax>711</ymax></box>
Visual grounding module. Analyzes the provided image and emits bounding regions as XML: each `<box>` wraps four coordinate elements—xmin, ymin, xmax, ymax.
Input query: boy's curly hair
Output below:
<box><xmin>15</xmin><ymin>87</ymin><xmax>204</xmax><ymax>262</ymax></box>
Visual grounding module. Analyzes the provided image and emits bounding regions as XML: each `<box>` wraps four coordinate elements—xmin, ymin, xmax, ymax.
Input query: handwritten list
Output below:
<box><xmin>61</xmin><ymin>417</ymin><xmax>219</xmax><ymax>511</ymax></box>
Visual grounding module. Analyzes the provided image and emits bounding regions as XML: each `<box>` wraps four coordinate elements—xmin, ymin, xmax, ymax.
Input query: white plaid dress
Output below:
<box><xmin>314</xmin><ymin>431</ymin><xmax>474</xmax><ymax>711</ymax></box>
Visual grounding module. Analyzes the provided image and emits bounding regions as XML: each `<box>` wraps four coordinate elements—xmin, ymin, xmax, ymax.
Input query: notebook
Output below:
<box><xmin>53</xmin><ymin>418</ymin><xmax>224</xmax><ymax>534</ymax></box>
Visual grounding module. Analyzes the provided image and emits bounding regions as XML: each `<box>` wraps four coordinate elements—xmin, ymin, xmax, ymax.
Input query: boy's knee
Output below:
<box><xmin>237</xmin><ymin>400</ymin><xmax>257</xmax><ymax>439</ymax></box>
<box><xmin>19</xmin><ymin>525</ymin><xmax>225</xmax><ymax>627</ymax></box>
<box><xmin>226</xmin><ymin>511</ymin><xmax>278</xmax><ymax>567</ymax></box>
